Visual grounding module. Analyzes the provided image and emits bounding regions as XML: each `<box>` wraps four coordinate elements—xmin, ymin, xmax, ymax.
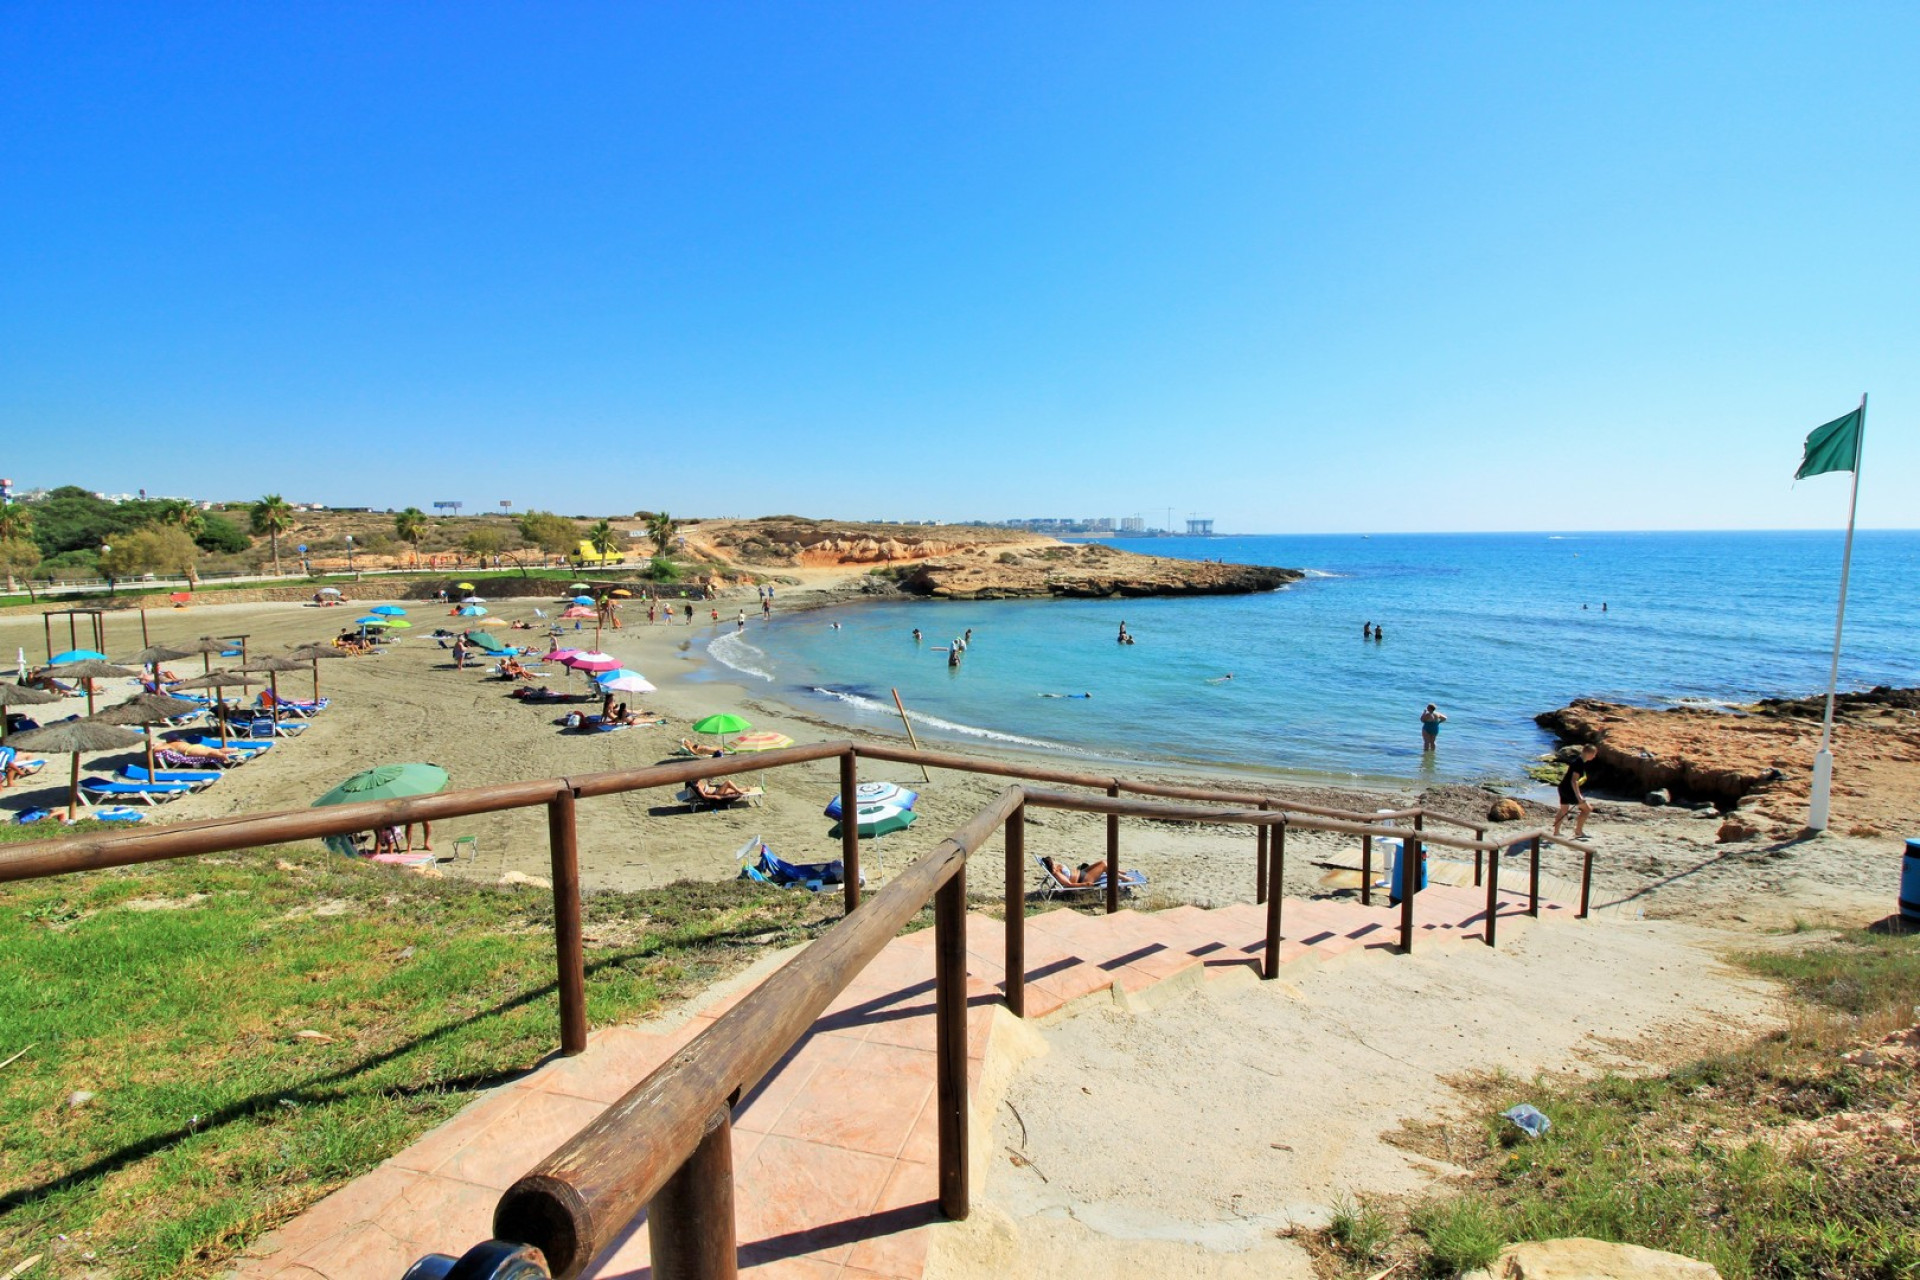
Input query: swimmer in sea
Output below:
<box><xmin>912</xmin><ymin>628</ymin><xmax>922</xmax><ymax>642</ymax></box>
<box><xmin>1206</xmin><ymin>673</ymin><xmax>1234</xmax><ymax>684</ymax></box>
<box><xmin>1039</xmin><ymin>692</ymin><xmax>1093</xmax><ymax>699</ymax></box>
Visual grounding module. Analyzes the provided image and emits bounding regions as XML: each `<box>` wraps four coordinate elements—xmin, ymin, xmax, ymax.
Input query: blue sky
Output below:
<box><xmin>2</xmin><ymin>3</ymin><xmax>1913</xmax><ymax>532</ymax></box>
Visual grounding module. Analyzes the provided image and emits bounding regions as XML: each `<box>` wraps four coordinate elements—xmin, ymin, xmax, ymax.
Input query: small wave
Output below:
<box><xmin>707</xmin><ymin>632</ymin><xmax>775</xmax><ymax>682</ymax></box>
<box><xmin>808</xmin><ymin>686</ymin><xmax>1069</xmax><ymax>750</ymax></box>
<box><xmin>1299</xmin><ymin>568</ymin><xmax>1346</xmax><ymax>579</ymax></box>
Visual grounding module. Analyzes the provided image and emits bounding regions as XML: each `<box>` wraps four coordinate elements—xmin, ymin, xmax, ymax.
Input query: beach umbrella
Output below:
<box><xmin>317</xmin><ymin>586</ymin><xmax>343</xmax><ymax>596</ymax></box>
<box><xmin>120</xmin><ymin>644</ymin><xmax>195</xmax><ymax>692</ymax></box>
<box><xmin>594</xmin><ymin>669</ymin><xmax>656</xmax><ymax>694</ymax></box>
<box><xmin>355</xmin><ymin>615</ymin><xmax>389</xmax><ymax>626</ymax></box>
<box><xmin>541</xmin><ymin>647</ymin><xmax>581</xmax><ymax>662</ymax></box>
<box><xmin>48</xmin><ymin>649</ymin><xmax>107</xmax><ymax>665</ymax></box>
<box><xmin>93</xmin><ymin>692</ymin><xmax>205</xmax><ymax>781</ymax></box>
<box><xmin>174</xmin><ymin>636</ymin><xmax>238</xmax><ymax>677</ymax></box>
<box><xmin>36</xmin><ymin>659</ymin><xmax>136</xmax><ymax>716</ymax></box>
<box><xmin>456</xmin><ymin>605</ymin><xmax>488</xmax><ymax>617</ymax></box>
<box><xmin>9</xmin><ymin>718</ymin><xmax>145</xmax><ymax>821</ymax></box>
<box><xmin>561</xmin><ymin>651</ymin><xmax>620</xmax><ymax>673</ymax></box>
<box><xmin>370</xmin><ymin>605</ymin><xmax>407</xmax><ymax>617</ymax></box>
<box><xmin>824</xmin><ymin>781</ymin><xmax>919</xmax><ymax>821</ymax></box>
<box><xmin>456</xmin><ymin>582</ymin><xmax>476</xmax><ymax>591</ymax></box>
<box><xmin>461</xmin><ymin>595</ymin><xmax>485</xmax><ymax>604</ymax></box>
<box><xmin>609</xmin><ymin>589</ymin><xmax>633</xmax><ymax>598</ymax></box>
<box><xmin>169</xmin><ymin>669</ymin><xmax>258</xmax><ymax>746</ymax></box>
<box><xmin>0</xmin><ymin>681</ymin><xmax>62</xmax><ymax>744</ymax></box>
<box><xmin>571</xmin><ymin>595</ymin><xmax>595</xmax><ymax>606</ymax></box>
<box><xmin>241</xmin><ymin>655</ymin><xmax>307</xmax><ymax>728</ymax></box>
<box><xmin>831</xmin><ymin>803</ymin><xmax>919</xmax><ymax>840</ymax></box>
<box><xmin>464</xmin><ymin>617</ymin><xmax>507</xmax><ymax>627</ymax></box>
<box><xmin>560</xmin><ymin>606</ymin><xmax>596</xmax><ymax>620</ymax></box>
<box><xmin>568</xmin><ymin>582</ymin><xmax>591</xmax><ymax>591</ymax></box>
<box><xmin>312</xmin><ymin>762</ymin><xmax>449</xmax><ymax>808</ymax></box>
<box><xmin>728</xmin><ymin>731</ymin><xmax>794</xmax><ymax>753</ymax></box>
<box><xmin>464</xmin><ymin>630</ymin><xmax>509</xmax><ymax>654</ymax></box>
<box><xmin>691</xmin><ymin>713</ymin><xmax>751</xmax><ymax>736</ymax></box>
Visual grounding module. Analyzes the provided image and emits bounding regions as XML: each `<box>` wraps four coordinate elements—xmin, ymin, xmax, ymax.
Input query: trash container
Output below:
<box><xmin>1389</xmin><ymin>838</ymin><xmax>1428</xmax><ymax>902</ymax></box>
<box><xmin>1902</xmin><ymin>839</ymin><xmax>1920</xmax><ymax>924</ymax></box>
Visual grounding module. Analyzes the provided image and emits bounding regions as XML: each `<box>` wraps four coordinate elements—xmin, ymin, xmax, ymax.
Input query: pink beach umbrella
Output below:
<box><xmin>541</xmin><ymin>648</ymin><xmax>582</xmax><ymax>663</ymax></box>
<box><xmin>561</xmin><ymin>652</ymin><xmax>621</xmax><ymax>673</ymax></box>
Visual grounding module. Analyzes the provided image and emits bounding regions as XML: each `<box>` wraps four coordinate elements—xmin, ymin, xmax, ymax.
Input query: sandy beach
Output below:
<box><xmin>1</xmin><ymin>584</ymin><xmax>1904</xmax><ymax>931</ymax></box>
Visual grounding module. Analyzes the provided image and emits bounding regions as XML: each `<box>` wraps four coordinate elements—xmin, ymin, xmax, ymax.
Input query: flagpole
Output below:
<box><xmin>1807</xmin><ymin>391</ymin><xmax>1867</xmax><ymax>832</ymax></box>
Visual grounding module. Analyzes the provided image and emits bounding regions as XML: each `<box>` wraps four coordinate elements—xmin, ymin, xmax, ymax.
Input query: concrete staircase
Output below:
<box><xmin>231</xmin><ymin>880</ymin><xmax>1572</xmax><ymax>1280</ymax></box>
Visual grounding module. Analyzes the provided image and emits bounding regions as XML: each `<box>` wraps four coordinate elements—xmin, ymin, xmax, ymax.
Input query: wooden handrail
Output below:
<box><xmin>490</xmin><ymin>786</ymin><xmax>1027</xmax><ymax>1279</ymax></box>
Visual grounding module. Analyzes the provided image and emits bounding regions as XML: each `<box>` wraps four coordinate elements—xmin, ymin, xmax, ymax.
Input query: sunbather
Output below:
<box><xmin>500</xmin><ymin>657</ymin><xmax>534</xmax><ymax>679</ymax></box>
<box><xmin>162</xmin><ymin>741</ymin><xmax>245</xmax><ymax>765</ymax></box>
<box><xmin>1041</xmin><ymin>856</ymin><xmax>1111</xmax><ymax>887</ymax></box>
<box><xmin>692</xmin><ymin>776</ymin><xmax>748</xmax><ymax>803</ymax></box>
<box><xmin>679</xmin><ymin>738</ymin><xmax>724</xmax><ymax>758</ymax></box>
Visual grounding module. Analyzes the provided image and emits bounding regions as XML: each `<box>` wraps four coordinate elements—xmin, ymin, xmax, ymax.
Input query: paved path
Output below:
<box><xmin>233</xmin><ymin>879</ymin><xmax>1568</xmax><ymax>1279</ymax></box>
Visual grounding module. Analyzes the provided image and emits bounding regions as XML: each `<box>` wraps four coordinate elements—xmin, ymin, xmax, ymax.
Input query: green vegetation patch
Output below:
<box><xmin>1302</xmin><ymin>929</ymin><xmax>1920</xmax><ymax>1279</ymax></box>
<box><xmin>0</xmin><ymin>844</ymin><xmax>836</xmax><ymax>1276</ymax></box>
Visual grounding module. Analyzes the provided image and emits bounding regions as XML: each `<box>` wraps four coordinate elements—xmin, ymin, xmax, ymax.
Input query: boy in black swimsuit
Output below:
<box><xmin>1554</xmin><ymin>745</ymin><xmax>1598</xmax><ymax>839</ymax></box>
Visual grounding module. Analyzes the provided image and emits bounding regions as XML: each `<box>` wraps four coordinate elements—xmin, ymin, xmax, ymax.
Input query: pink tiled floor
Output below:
<box><xmin>232</xmin><ymin>882</ymin><xmax>1559</xmax><ymax>1279</ymax></box>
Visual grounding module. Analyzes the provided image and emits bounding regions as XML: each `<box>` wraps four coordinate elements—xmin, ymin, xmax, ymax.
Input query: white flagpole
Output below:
<box><xmin>1807</xmin><ymin>391</ymin><xmax>1867</xmax><ymax>832</ymax></box>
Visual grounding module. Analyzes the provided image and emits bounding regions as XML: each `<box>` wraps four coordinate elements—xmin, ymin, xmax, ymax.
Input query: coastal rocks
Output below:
<box><xmin>1644</xmin><ymin>788</ymin><xmax>1670</xmax><ymax>807</ymax></box>
<box><xmin>694</xmin><ymin>518</ymin><xmax>1035</xmax><ymax>569</ymax></box>
<box><xmin>1465</xmin><ymin>1238</ymin><xmax>1721</xmax><ymax>1280</ymax></box>
<box><xmin>1717</xmin><ymin>818</ymin><xmax>1763</xmax><ymax>843</ymax></box>
<box><xmin>896</xmin><ymin>547</ymin><xmax>1300</xmax><ymax>600</ymax></box>
<box><xmin>1488</xmin><ymin>797</ymin><xmax>1527</xmax><ymax>822</ymax></box>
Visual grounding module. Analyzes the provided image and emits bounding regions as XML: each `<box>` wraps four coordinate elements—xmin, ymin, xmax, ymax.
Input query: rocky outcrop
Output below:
<box><xmin>696</xmin><ymin>518</ymin><xmax>1040</xmax><ymax>569</ymax></box>
<box><xmin>894</xmin><ymin>544</ymin><xmax>1300</xmax><ymax>599</ymax></box>
<box><xmin>1535</xmin><ymin>691</ymin><xmax>1920</xmax><ymax>837</ymax></box>
<box><xmin>1466</xmin><ymin>1238</ymin><xmax>1721</xmax><ymax>1280</ymax></box>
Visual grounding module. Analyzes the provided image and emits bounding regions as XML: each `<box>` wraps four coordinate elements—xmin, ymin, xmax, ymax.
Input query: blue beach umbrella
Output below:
<box><xmin>457</xmin><ymin>605</ymin><xmax>488</xmax><ymax>617</ymax></box>
<box><xmin>571</xmin><ymin>595</ymin><xmax>594</xmax><ymax>606</ymax></box>
<box><xmin>48</xmin><ymin>649</ymin><xmax>108</xmax><ymax>664</ymax></box>
<box><xmin>370</xmin><ymin>605</ymin><xmax>407</xmax><ymax>617</ymax></box>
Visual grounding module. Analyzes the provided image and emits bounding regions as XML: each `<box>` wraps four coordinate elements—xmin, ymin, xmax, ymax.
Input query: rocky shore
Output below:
<box><xmin>1534</xmin><ymin>689</ymin><xmax>1920</xmax><ymax>841</ymax></box>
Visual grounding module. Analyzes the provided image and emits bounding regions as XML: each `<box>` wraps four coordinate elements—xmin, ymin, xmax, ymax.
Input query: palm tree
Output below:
<box><xmin>587</xmin><ymin>519</ymin><xmax>619</xmax><ymax>561</ymax></box>
<box><xmin>394</xmin><ymin>507</ymin><xmax>428</xmax><ymax>566</ymax></box>
<box><xmin>156</xmin><ymin>498</ymin><xmax>205</xmax><ymax>539</ymax></box>
<box><xmin>646</xmin><ymin>511</ymin><xmax>678</xmax><ymax>557</ymax></box>
<box><xmin>250</xmin><ymin>494</ymin><xmax>294</xmax><ymax>575</ymax></box>
<box><xmin>0</xmin><ymin>503</ymin><xmax>33</xmax><ymax>544</ymax></box>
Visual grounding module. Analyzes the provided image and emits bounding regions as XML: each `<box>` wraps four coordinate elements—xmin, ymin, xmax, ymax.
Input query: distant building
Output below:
<box><xmin>1186</xmin><ymin>518</ymin><xmax>1214</xmax><ymax>536</ymax></box>
<box><xmin>1119</xmin><ymin>516</ymin><xmax>1145</xmax><ymax>532</ymax></box>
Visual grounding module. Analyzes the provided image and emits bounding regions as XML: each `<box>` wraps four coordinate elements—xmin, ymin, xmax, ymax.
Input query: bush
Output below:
<box><xmin>194</xmin><ymin>514</ymin><xmax>251</xmax><ymax>554</ymax></box>
<box><xmin>1412</xmin><ymin>1199</ymin><xmax>1504</xmax><ymax>1277</ymax></box>
<box><xmin>649</xmin><ymin>556</ymin><xmax>681</xmax><ymax>582</ymax></box>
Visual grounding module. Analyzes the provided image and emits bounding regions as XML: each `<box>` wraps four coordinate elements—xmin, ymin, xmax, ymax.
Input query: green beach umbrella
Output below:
<box><xmin>691</xmin><ymin>713</ymin><xmax>751</xmax><ymax>736</ymax></box>
<box><xmin>312</xmin><ymin>762</ymin><xmax>450</xmax><ymax>808</ymax></box>
<box><xmin>831</xmin><ymin>803</ymin><xmax>920</xmax><ymax>840</ymax></box>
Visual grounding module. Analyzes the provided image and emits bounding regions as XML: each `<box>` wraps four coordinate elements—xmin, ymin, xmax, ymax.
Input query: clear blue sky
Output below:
<box><xmin>2</xmin><ymin>3</ymin><xmax>1913</xmax><ymax>532</ymax></box>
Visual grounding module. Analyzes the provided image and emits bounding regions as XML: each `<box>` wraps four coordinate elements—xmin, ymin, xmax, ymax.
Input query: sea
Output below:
<box><xmin>700</xmin><ymin>532</ymin><xmax>1918</xmax><ymax>787</ymax></box>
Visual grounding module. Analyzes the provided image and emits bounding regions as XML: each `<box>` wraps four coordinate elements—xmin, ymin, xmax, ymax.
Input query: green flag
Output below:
<box><xmin>1796</xmin><ymin>406</ymin><xmax>1863</xmax><ymax>479</ymax></box>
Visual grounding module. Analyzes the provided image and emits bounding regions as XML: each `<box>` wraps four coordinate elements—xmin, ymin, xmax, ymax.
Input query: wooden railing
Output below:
<box><xmin>0</xmin><ymin>739</ymin><xmax>1595</xmax><ymax>1280</ymax></box>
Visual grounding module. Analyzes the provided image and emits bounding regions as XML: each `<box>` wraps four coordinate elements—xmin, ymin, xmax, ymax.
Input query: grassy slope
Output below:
<box><xmin>0</xmin><ymin>830</ymin><xmax>836</xmax><ymax>1277</ymax></box>
<box><xmin>1311</xmin><ymin>929</ymin><xmax>1920</xmax><ymax>1279</ymax></box>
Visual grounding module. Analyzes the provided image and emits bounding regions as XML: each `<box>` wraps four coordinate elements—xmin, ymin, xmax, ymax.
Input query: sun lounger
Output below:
<box><xmin>680</xmin><ymin>778</ymin><xmax>765</xmax><ymax>809</ymax></box>
<box><xmin>78</xmin><ymin>776</ymin><xmax>194</xmax><ymax>805</ymax></box>
<box><xmin>673</xmin><ymin>738</ymin><xmax>726</xmax><ymax>759</ymax></box>
<box><xmin>155</xmin><ymin>748</ymin><xmax>243</xmax><ymax>770</ymax></box>
<box><xmin>1032</xmin><ymin>855</ymin><xmax>1146</xmax><ymax>901</ymax></box>
<box><xmin>191</xmin><ymin>735</ymin><xmax>271</xmax><ymax>755</ymax></box>
<box><xmin>0</xmin><ymin>745</ymin><xmax>48</xmax><ymax>786</ymax></box>
<box><xmin>122</xmin><ymin>765</ymin><xmax>223</xmax><ymax>788</ymax></box>
<box><xmin>260</xmin><ymin>690</ymin><xmax>329</xmax><ymax>715</ymax></box>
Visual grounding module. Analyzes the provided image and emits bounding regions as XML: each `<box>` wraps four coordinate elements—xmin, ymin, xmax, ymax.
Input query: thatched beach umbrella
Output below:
<box><xmin>36</xmin><ymin>659</ymin><xmax>137</xmax><ymax>716</ymax></box>
<box><xmin>120</xmin><ymin>644</ymin><xmax>196</xmax><ymax>692</ymax></box>
<box><xmin>9</xmin><ymin>718</ymin><xmax>145</xmax><ymax>822</ymax></box>
<box><xmin>174</xmin><ymin>636</ymin><xmax>237</xmax><ymax>678</ymax></box>
<box><xmin>240</xmin><ymin>655</ymin><xmax>306</xmax><ymax>727</ymax></box>
<box><xmin>0</xmin><ymin>681</ymin><xmax>62</xmax><ymax>745</ymax></box>
<box><xmin>93</xmin><ymin>692</ymin><xmax>205</xmax><ymax>781</ymax></box>
<box><xmin>169</xmin><ymin>670</ymin><xmax>258</xmax><ymax>747</ymax></box>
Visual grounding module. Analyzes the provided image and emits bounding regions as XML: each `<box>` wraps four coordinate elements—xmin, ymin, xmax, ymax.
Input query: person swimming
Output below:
<box><xmin>1040</xmin><ymin>692</ymin><xmax>1093</xmax><ymax>699</ymax></box>
<box><xmin>1206</xmin><ymin>673</ymin><xmax>1234</xmax><ymax>683</ymax></box>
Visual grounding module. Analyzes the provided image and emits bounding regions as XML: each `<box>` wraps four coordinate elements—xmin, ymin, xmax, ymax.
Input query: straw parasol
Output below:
<box><xmin>93</xmin><ymin>692</ymin><xmax>206</xmax><ymax>781</ymax></box>
<box><xmin>36</xmin><ymin>659</ymin><xmax>136</xmax><ymax>715</ymax></box>
<box><xmin>9</xmin><ymin>718</ymin><xmax>145</xmax><ymax>821</ymax></box>
<box><xmin>286</xmin><ymin>643</ymin><xmax>348</xmax><ymax>699</ymax></box>
<box><xmin>172</xmin><ymin>636</ymin><xmax>239</xmax><ymax>678</ymax></box>
<box><xmin>168</xmin><ymin>670</ymin><xmax>259</xmax><ymax>746</ymax></box>
<box><xmin>240</xmin><ymin>655</ymin><xmax>307</xmax><ymax>726</ymax></box>
<box><xmin>120</xmin><ymin>644</ymin><xmax>196</xmax><ymax>691</ymax></box>
<box><xmin>0</xmin><ymin>681</ymin><xmax>62</xmax><ymax>744</ymax></box>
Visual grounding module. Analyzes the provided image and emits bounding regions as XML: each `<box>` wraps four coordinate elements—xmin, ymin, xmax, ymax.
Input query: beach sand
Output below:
<box><xmin>0</xmin><ymin>588</ymin><xmax>1904</xmax><ymax>929</ymax></box>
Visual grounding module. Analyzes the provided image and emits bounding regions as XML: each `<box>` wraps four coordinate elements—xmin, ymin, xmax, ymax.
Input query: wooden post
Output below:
<box><xmin>1104</xmin><ymin>784</ymin><xmax>1120</xmax><ymax>915</ymax></box>
<box><xmin>139</xmin><ymin>601</ymin><xmax>150</xmax><ymax>647</ymax></box>
<box><xmin>1529</xmin><ymin>836</ymin><xmax>1542</xmax><ymax>918</ymax></box>
<box><xmin>1005</xmin><ymin>802</ymin><xmax>1026</xmax><ymax>1018</ymax></box>
<box><xmin>1360</xmin><ymin>833</ymin><xmax>1372</xmax><ymax>907</ymax></box>
<box><xmin>1400</xmin><ymin>828</ymin><xmax>1421</xmax><ymax>955</ymax></box>
<box><xmin>889</xmin><ymin>688</ymin><xmax>934</xmax><ymax>783</ymax></box>
<box><xmin>1255</xmin><ymin>813</ymin><xmax>1268</xmax><ymax>905</ymax></box>
<box><xmin>934</xmin><ymin>863</ymin><xmax>970</xmax><ymax>1219</ymax></box>
<box><xmin>648</xmin><ymin>1107</ymin><xmax>737</xmax><ymax>1280</ymax></box>
<box><xmin>1473</xmin><ymin>827</ymin><xmax>1484</xmax><ymax>887</ymax></box>
<box><xmin>1262</xmin><ymin>823</ymin><xmax>1285</xmax><ymax>979</ymax></box>
<box><xmin>839</xmin><ymin>750</ymin><xmax>861</xmax><ymax>913</ymax></box>
<box><xmin>548</xmin><ymin>789</ymin><xmax>589</xmax><ymax>1055</ymax></box>
<box><xmin>1579</xmin><ymin>847</ymin><xmax>1593</xmax><ymax>919</ymax></box>
<box><xmin>1484</xmin><ymin>842</ymin><xmax>1501</xmax><ymax>948</ymax></box>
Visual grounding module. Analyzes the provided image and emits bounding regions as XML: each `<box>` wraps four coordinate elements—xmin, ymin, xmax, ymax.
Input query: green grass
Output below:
<box><xmin>1301</xmin><ymin>928</ymin><xmax>1920</xmax><ymax>1279</ymax></box>
<box><xmin>0</xmin><ymin>844</ymin><xmax>837</xmax><ymax>1277</ymax></box>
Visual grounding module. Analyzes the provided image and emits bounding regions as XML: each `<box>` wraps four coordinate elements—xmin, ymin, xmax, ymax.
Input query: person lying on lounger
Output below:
<box><xmin>691</xmin><ymin>776</ymin><xmax>748</xmax><ymax>803</ymax></box>
<box><xmin>164</xmin><ymin>741</ymin><xmax>245</xmax><ymax>764</ymax></box>
<box><xmin>1040</xmin><ymin>856</ymin><xmax>1111</xmax><ymax>887</ymax></box>
<box><xmin>500</xmin><ymin>657</ymin><xmax>534</xmax><ymax>679</ymax></box>
<box><xmin>679</xmin><ymin>738</ymin><xmax>725</xmax><ymax>758</ymax></box>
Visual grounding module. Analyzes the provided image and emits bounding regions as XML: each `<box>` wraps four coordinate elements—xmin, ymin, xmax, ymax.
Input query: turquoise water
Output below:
<box><xmin>701</xmin><ymin>532</ymin><xmax>1919</xmax><ymax>784</ymax></box>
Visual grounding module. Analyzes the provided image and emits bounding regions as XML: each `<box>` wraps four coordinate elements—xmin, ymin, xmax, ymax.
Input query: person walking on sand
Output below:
<box><xmin>1553</xmin><ymin>745</ymin><xmax>1598</xmax><ymax>839</ymax></box>
<box><xmin>1420</xmin><ymin>703</ymin><xmax>1447</xmax><ymax>752</ymax></box>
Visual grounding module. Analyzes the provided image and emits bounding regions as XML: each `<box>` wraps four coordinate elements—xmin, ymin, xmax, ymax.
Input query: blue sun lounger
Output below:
<box><xmin>194</xmin><ymin>735</ymin><xmax>271</xmax><ymax>755</ymax></box>
<box><xmin>122</xmin><ymin>765</ymin><xmax>223</xmax><ymax>788</ymax></box>
<box><xmin>78</xmin><ymin>776</ymin><xmax>194</xmax><ymax>805</ymax></box>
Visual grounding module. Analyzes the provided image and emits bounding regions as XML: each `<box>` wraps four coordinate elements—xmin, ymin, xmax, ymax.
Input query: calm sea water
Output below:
<box><xmin>701</xmin><ymin>532</ymin><xmax>1919</xmax><ymax>784</ymax></box>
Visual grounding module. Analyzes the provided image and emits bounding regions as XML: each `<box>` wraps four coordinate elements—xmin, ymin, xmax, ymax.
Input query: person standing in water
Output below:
<box><xmin>1374</xmin><ymin>624</ymin><xmax>1384</xmax><ymax>642</ymax></box>
<box><xmin>1420</xmin><ymin>703</ymin><xmax>1446</xmax><ymax>752</ymax></box>
<box><xmin>1363</xmin><ymin>621</ymin><xmax>1372</xmax><ymax>639</ymax></box>
<box><xmin>912</xmin><ymin>628</ymin><xmax>922</xmax><ymax>643</ymax></box>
